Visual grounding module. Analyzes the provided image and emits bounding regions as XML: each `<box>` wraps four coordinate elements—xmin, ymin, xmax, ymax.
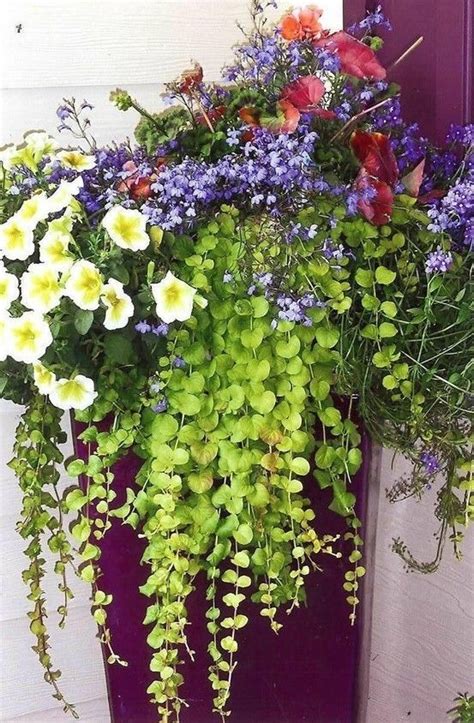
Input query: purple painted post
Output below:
<box><xmin>73</xmin><ymin>414</ymin><xmax>377</xmax><ymax>723</ymax></box>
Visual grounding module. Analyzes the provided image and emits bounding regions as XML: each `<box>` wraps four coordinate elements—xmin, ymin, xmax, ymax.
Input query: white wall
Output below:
<box><xmin>1</xmin><ymin>2</ymin><xmax>473</xmax><ymax>722</ymax></box>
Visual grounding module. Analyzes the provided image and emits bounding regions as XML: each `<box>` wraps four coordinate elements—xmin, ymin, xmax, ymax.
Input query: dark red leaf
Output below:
<box><xmin>355</xmin><ymin>169</ymin><xmax>394</xmax><ymax>226</ymax></box>
<box><xmin>351</xmin><ymin>130</ymin><xmax>399</xmax><ymax>186</ymax></box>
<box><xmin>281</xmin><ymin>75</ymin><xmax>325</xmax><ymax>113</ymax></box>
<box><xmin>316</xmin><ymin>31</ymin><xmax>386</xmax><ymax>80</ymax></box>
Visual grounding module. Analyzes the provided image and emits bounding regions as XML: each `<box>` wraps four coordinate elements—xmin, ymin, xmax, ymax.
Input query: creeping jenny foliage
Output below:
<box><xmin>47</xmin><ymin>199</ymin><xmax>470</xmax><ymax>720</ymax></box>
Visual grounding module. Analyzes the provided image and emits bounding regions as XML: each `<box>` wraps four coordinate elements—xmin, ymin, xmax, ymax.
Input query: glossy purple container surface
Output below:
<box><xmin>344</xmin><ymin>0</ymin><xmax>473</xmax><ymax>142</ymax></box>
<box><xmin>73</xmin><ymin>415</ymin><xmax>374</xmax><ymax>723</ymax></box>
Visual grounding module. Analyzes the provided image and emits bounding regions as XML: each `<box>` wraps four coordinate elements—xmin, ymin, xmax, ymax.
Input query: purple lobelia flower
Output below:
<box><xmin>152</xmin><ymin>398</ymin><xmax>168</xmax><ymax>414</ymax></box>
<box><xmin>135</xmin><ymin>320</ymin><xmax>152</xmax><ymax>334</ymax></box>
<box><xmin>152</xmin><ymin>323</ymin><xmax>169</xmax><ymax>337</ymax></box>
<box><xmin>425</xmin><ymin>247</ymin><xmax>454</xmax><ymax>274</ymax></box>
<box><xmin>420</xmin><ymin>452</ymin><xmax>440</xmax><ymax>475</ymax></box>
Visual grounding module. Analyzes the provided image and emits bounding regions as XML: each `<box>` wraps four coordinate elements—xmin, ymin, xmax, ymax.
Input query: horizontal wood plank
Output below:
<box><xmin>0</xmin><ymin>606</ymin><xmax>108</xmax><ymax>719</ymax></box>
<box><xmin>1</xmin><ymin>84</ymin><xmax>167</xmax><ymax>147</ymax></box>
<box><xmin>0</xmin><ymin>0</ymin><xmax>342</xmax><ymax>91</ymax></box>
<box><xmin>1</xmin><ymin>0</ymin><xmax>255</xmax><ymax>90</ymax></box>
<box><xmin>6</xmin><ymin>696</ymin><xmax>110</xmax><ymax>722</ymax></box>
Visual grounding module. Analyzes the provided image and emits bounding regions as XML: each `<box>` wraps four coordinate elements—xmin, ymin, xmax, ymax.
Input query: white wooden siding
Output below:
<box><xmin>1</xmin><ymin>1</ymin><xmax>472</xmax><ymax>721</ymax></box>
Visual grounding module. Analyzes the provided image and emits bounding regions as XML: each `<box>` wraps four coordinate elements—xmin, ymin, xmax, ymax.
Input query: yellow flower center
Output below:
<box><xmin>6</xmin><ymin>224</ymin><xmax>24</xmax><ymax>248</ymax></box>
<box><xmin>164</xmin><ymin>282</ymin><xmax>182</xmax><ymax>307</ymax></box>
<box><xmin>56</xmin><ymin>379</ymin><xmax>86</xmax><ymax>404</ymax></box>
<box><xmin>113</xmin><ymin>216</ymin><xmax>139</xmax><ymax>243</ymax></box>
<box><xmin>21</xmin><ymin>199</ymin><xmax>40</xmax><ymax>221</ymax></box>
<box><xmin>80</xmin><ymin>272</ymin><xmax>101</xmax><ymax>292</ymax></box>
<box><xmin>14</xmin><ymin>322</ymin><xmax>38</xmax><ymax>350</ymax></box>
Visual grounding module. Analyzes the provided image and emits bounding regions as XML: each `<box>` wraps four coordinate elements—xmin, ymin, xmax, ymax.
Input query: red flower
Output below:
<box><xmin>281</xmin><ymin>75</ymin><xmax>325</xmax><ymax>113</ymax></box>
<box><xmin>280</xmin><ymin>6</ymin><xmax>324</xmax><ymax>41</ymax></box>
<box><xmin>178</xmin><ymin>63</ymin><xmax>203</xmax><ymax>94</ymax></box>
<box><xmin>355</xmin><ymin>169</ymin><xmax>394</xmax><ymax>226</ymax></box>
<box><xmin>351</xmin><ymin>130</ymin><xmax>399</xmax><ymax>186</ymax></box>
<box><xmin>316</xmin><ymin>31</ymin><xmax>386</xmax><ymax>80</ymax></box>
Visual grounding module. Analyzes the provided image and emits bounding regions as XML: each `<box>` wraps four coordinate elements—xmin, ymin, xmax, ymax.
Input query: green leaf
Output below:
<box><xmin>315</xmin><ymin>326</ymin><xmax>339</xmax><ymax>349</ymax></box>
<box><xmin>221</xmin><ymin>636</ymin><xmax>238</xmax><ymax>653</ymax></box>
<box><xmin>310</xmin><ymin>379</ymin><xmax>330</xmax><ymax>401</ymax></box>
<box><xmin>74</xmin><ymin>310</ymin><xmax>94</xmax><ymax>335</ymax></box>
<box><xmin>355</xmin><ymin>269</ymin><xmax>374</xmax><ymax>288</ymax></box>
<box><xmin>276</xmin><ymin>336</ymin><xmax>301</xmax><ymax>358</ymax></box>
<box><xmin>379</xmin><ymin>322</ymin><xmax>398</xmax><ymax>338</ymax></box>
<box><xmin>188</xmin><ymin>471</ymin><xmax>213</xmax><ymax>494</ymax></box>
<box><xmin>149</xmin><ymin>414</ymin><xmax>179</xmax><ymax>443</ymax></box>
<box><xmin>168</xmin><ymin>392</ymin><xmax>201</xmax><ymax>416</ymax></box>
<box><xmin>72</xmin><ymin>518</ymin><xmax>91</xmax><ymax>543</ymax></box>
<box><xmin>233</xmin><ymin>551</ymin><xmax>250</xmax><ymax>568</ymax></box>
<box><xmin>104</xmin><ymin>334</ymin><xmax>134</xmax><ymax>364</ymax></box>
<box><xmin>241</xmin><ymin>328</ymin><xmax>264</xmax><ymax>349</ymax></box>
<box><xmin>247</xmin><ymin>359</ymin><xmax>271</xmax><ymax>382</ymax></box>
<box><xmin>251</xmin><ymin>296</ymin><xmax>269</xmax><ymax>318</ymax></box>
<box><xmin>251</xmin><ymin>390</ymin><xmax>276</xmax><ymax>415</ymax></box>
<box><xmin>233</xmin><ymin>523</ymin><xmax>253</xmax><ymax>545</ymax></box>
<box><xmin>329</xmin><ymin>479</ymin><xmax>356</xmax><ymax>517</ymax></box>
<box><xmin>318</xmin><ymin>406</ymin><xmax>342</xmax><ymax>427</ymax></box>
<box><xmin>382</xmin><ymin>374</ymin><xmax>398</xmax><ymax>390</ymax></box>
<box><xmin>375</xmin><ymin>266</ymin><xmax>396</xmax><ymax>285</ymax></box>
<box><xmin>380</xmin><ymin>301</ymin><xmax>397</xmax><ymax>318</ymax></box>
<box><xmin>65</xmin><ymin>488</ymin><xmax>88</xmax><ymax>512</ymax></box>
<box><xmin>290</xmin><ymin>457</ymin><xmax>310</xmax><ymax>476</ymax></box>
<box><xmin>80</xmin><ymin>564</ymin><xmax>95</xmax><ymax>583</ymax></box>
<box><xmin>315</xmin><ymin>445</ymin><xmax>336</xmax><ymax>470</ymax></box>
<box><xmin>66</xmin><ymin>459</ymin><xmax>86</xmax><ymax>477</ymax></box>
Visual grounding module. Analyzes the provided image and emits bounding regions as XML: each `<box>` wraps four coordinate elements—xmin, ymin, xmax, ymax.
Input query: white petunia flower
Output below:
<box><xmin>101</xmin><ymin>278</ymin><xmax>134</xmax><ymax>330</ymax></box>
<box><xmin>0</xmin><ymin>144</ymin><xmax>16</xmax><ymax>171</ymax></box>
<box><xmin>64</xmin><ymin>259</ymin><xmax>103</xmax><ymax>310</ymax></box>
<box><xmin>24</xmin><ymin>131</ymin><xmax>59</xmax><ymax>156</ymax></box>
<box><xmin>102</xmin><ymin>206</ymin><xmax>150</xmax><ymax>252</ymax></box>
<box><xmin>0</xmin><ymin>268</ymin><xmax>19</xmax><ymax>310</ymax></box>
<box><xmin>16</xmin><ymin>192</ymin><xmax>50</xmax><ymax>229</ymax></box>
<box><xmin>47</xmin><ymin>177</ymin><xmax>84</xmax><ymax>214</ymax></box>
<box><xmin>32</xmin><ymin>361</ymin><xmax>57</xmax><ymax>395</ymax></box>
<box><xmin>48</xmin><ymin>211</ymin><xmax>74</xmax><ymax>234</ymax></box>
<box><xmin>4</xmin><ymin>132</ymin><xmax>58</xmax><ymax>172</ymax></box>
<box><xmin>21</xmin><ymin>263</ymin><xmax>63</xmax><ymax>313</ymax></box>
<box><xmin>57</xmin><ymin>150</ymin><xmax>96</xmax><ymax>172</ymax></box>
<box><xmin>39</xmin><ymin>230</ymin><xmax>75</xmax><ymax>272</ymax></box>
<box><xmin>151</xmin><ymin>271</ymin><xmax>197</xmax><ymax>324</ymax></box>
<box><xmin>49</xmin><ymin>374</ymin><xmax>97</xmax><ymax>411</ymax></box>
<box><xmin>0</xmin><ymin>215</ymin><xmax>35</xmax><ymax>261</ymax></box>
<box><xmin>8</xmin><ymin>311</ymin><xmax>53</xmax><ymax>363</ymax></box>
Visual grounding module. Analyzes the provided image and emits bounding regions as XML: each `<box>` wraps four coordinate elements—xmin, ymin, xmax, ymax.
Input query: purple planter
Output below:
<box><xmin>343</xmin><ymin>0</ymin><xmax>473</xmax><ymax>142</ymax></box>
<box><xmin>73</xmin><ymin>416</ymin><xmax>379</xmax><ymax>723</ymax></box>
